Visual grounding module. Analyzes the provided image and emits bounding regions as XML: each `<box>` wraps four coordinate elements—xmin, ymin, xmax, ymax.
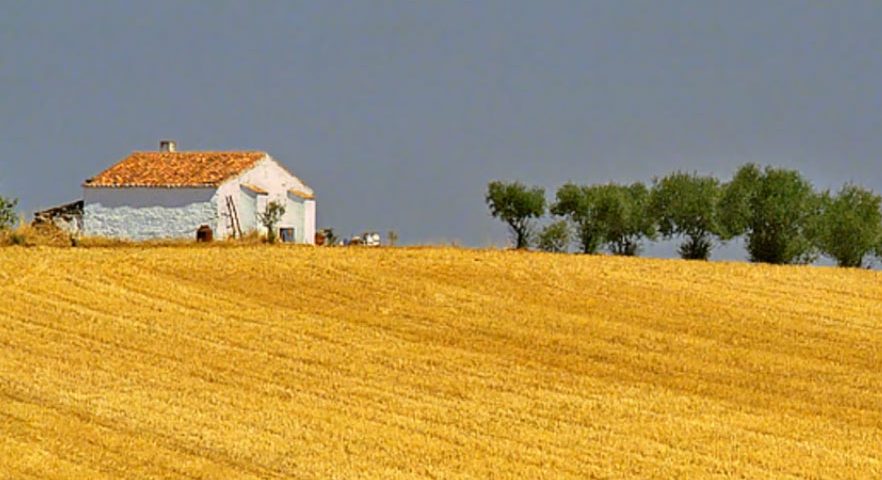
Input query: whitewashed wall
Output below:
<box><xmin>238</xmin><ymin>187</ymin><xmax>260</xmax><ymax>232</ymax></box>
<box><xmin>303</xmin><ymin>199</ymin><xmax>316</xmax><ymax>244</ymax></box>
<box><xmin>83</xmin><ymin>187</ymin><xmax>217</xmax><ymax>240</ymax></box>
<box><xmin>216</xmin><ymin>155</ymin><xmax>316</xmax><ymax>243</ymax></box>
<box><xmin>284</xmin><ymin>194</ymin><xmax>306</xmax><ymax>243</ymax></box>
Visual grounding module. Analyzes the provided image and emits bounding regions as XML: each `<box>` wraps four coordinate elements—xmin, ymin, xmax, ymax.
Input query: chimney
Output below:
<box><xmin>159</xmin><ymin>140</ymin><xmax>177</xmax><ymax>152</ymax></box>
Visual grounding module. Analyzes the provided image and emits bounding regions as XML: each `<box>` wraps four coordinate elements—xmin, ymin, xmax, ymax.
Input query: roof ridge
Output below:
<box><xmin>84</xmin><ymin>151</ymin><xmax>269</xmax><ymax>188</ymax></box>
<box><xmin>128</xmin><ymin>150</ymin><xmax>268</xmax><ymax>154</ymax></box>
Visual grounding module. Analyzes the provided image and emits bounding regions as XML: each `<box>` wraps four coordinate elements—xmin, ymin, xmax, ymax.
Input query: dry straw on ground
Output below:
<box><xmin>1</xmin><ymin>246</ymin><xmax>881</xmax><ymax>478</ymax></box>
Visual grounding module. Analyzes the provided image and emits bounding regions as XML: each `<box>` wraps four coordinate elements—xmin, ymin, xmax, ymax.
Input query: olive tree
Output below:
<box><xmin>550</xmin><ymin>183</ymin><xmax>604</xmax><ymax>253</ymax></box>
<box><xmin>485</xmin><ymin>181</ymin><xmax>546</xmax><ymax>249</ymax></box>
<box><xmin>595</xmin><ymin>182</ymin><xmax>656</xmax><ymax>256</ymax></box>
<box><xmin>649</xmin><ymin>172</ymin><xmax>725</xmax><ymax>260</ymax></box>
<box><xmin>719</xmin><ymin>164</ymin><xmax>821</xmax><ymax>264</ymax></box>
<box><xmin>815</xmin><ymin>184</ymin><xmax>882</xmax><ymax>268</ymax></box>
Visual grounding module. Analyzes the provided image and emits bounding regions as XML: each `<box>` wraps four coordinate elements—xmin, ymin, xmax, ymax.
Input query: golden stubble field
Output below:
<box><xmin>1</xmin><ymin>245</ymin><xmax>881</xmax><ymax>478</ymax></box>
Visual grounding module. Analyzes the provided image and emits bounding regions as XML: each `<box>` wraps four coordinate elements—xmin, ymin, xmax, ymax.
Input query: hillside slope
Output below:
<box><xmin>1</xmin><ymin>246</ymin><xmax>881</xmax><ymax>478</ymax></box>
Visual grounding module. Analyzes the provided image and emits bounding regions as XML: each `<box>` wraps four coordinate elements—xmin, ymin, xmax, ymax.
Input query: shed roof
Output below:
<box><xmin>288</xmin><ymin>189</ymin><xmax>315</xmax><ymax>200</ymax></box>
<box><xmin>241</xmin><ymin>183</ymin><xmax>268</xmax><ymax>195</ymax></box>
<box><xmin>84</xmin><ymin>151</ymin><xmax>267</xmax><ymax>188</ymax></box>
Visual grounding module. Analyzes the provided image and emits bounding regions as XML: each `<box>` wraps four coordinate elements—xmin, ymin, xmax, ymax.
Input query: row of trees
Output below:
<box><xmin>486</xmin><ymin>164</ymin><xmax>882</xmax><ymax>267</ymax></box>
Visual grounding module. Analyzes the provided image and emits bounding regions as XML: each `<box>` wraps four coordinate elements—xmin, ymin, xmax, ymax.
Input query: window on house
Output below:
<box><xmin>279</xmin><ymin>227</ymin><xmax>295</xmax><ymax>243</ymax></box>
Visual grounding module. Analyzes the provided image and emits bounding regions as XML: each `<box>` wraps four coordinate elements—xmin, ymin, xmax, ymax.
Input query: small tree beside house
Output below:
<box><xmin>259</xmin><ymin>201</ymin><xmax>286</xmax><ymax>244</ymax></box>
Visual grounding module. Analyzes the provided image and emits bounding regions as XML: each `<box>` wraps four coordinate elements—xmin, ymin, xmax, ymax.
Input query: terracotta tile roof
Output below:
<box><xmin>84</xmin><ymin>151</ymin><xmax>267</xmax><ymax>188</ymax></box>
<box><xmin>241</xmin><ymin>183</ymin><xmax>268</xmax><ymax>195</ymax></box>
<box><xmin>288</xmin><ymin>189</ymin><xmax>315</xmax><ymax>200</ymax></box>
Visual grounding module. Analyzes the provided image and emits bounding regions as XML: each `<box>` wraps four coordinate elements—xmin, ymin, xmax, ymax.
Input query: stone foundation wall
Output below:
<box><xmin>33</xmin><ymin>200</ymin><xmax>84</xmax><ymax>235</ymax></box>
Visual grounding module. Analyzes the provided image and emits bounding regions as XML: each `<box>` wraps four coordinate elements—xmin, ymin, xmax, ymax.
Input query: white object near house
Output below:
<box><xmin>82</xmin><ymin>141</ymin><xmax>316</xmax><ymax>242</ymax></box>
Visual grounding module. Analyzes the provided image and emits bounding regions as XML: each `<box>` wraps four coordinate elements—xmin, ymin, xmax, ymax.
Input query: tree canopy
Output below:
<box><xmin>551</xmin><ymin>182</ymin><xmax>656</xmax><ymax>256</ymax></box>
<box><xmin>550</xmin><ymin>183</ymin><xmax>604</xmax><ymax>253</ymax></box>
<box><xmin>485</xmin><ymin>181</ymin><xmax>546</xmax><ymax>249</ymax></box>
<box><xmin>815</xmin><ymin>184</ymin><xmax>882</xmax><ymax>268</ymax></box>
<box><xmin>719</xmin><ymin>164</ymin><xmax>820</xmax><ymax>264</ymax></box>
<box><xmin>649</xmin><ymin>172</ymin><xmax>725</xmax><ymax>260</ymax></box>
<box><xmin>594</xmin><ymin>182</ymin><xmax>656</xmax><ymax>256</ymax></box>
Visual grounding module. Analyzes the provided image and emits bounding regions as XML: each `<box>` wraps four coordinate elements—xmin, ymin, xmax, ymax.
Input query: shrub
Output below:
<box><xmin>537</xmin><ymin>221</ymin><xmax>571</xmax><ymax>253</ymax></box>
<box><xmin>0</xmin><ymin>196</ymin><xmax>18</xmax><ymax>231</ymax></box>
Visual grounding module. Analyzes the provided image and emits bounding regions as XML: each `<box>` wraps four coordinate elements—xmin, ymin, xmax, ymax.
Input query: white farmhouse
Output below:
<box><xmin>83</xmin><ymin>141</ymin><xmax>316</xmax><ymax>242</ymax></box>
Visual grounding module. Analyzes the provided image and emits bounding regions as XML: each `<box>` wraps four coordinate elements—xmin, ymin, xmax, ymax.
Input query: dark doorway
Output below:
<box><xmin>196</xmin><ymin>225</ymin><xmax>213</xmax><ymax>242</ymax></box>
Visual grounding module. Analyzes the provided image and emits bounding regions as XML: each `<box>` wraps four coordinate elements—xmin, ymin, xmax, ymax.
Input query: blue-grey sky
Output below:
<box><xmin>3</xmin><ymin>1</ymin><xmax>881</xmax><ymax>257</ymax></box>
